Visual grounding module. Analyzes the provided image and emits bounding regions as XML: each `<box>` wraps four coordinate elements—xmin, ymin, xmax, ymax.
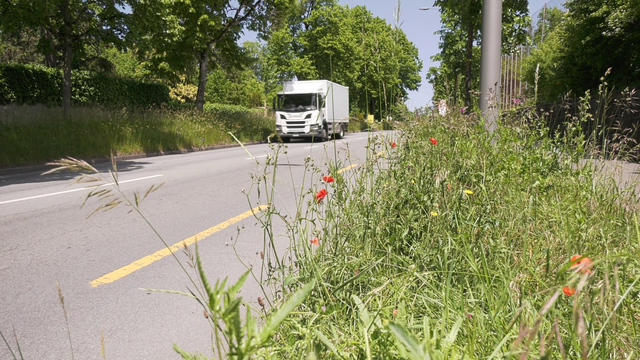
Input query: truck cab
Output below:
<box><xmin>275</xmin><ymin>80</ymin><xmax>349</xmax><ymax>142</ymax></box>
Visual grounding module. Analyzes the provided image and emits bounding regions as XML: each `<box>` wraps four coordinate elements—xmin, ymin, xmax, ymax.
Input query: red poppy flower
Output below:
<box><xmin>570</xmin><ymin>254</ymin><xmax>593</xmax><ymax>274</ymax></box>
<box><xmin>323</xmin><ymin>175</ymin><xmax>335</xmax><ymax>183</ymax></box>
<box><xmin>391</xmin><ymin>142</ymin><xmax>397</xmax><ymax>148</ymax></box>
<box><xmin>447</xmin><ymin>184</ymin><xmax>451</xmax><ymax>191</ymax></box>
<box><xmin>315</xmin><ymin>189</ymin><xmax>328</xmax><ymax>203</ymax></box>
<box><xmin>430</xmin><ymin>137</ymin><xmax>438</xmax><ymax>145</ymax></box>
<box><xmin>563</xmin><ymin>287</ymin><xmax>575</xmax><ymax>296</ymax></box>
<box><xmin>310</xmin><ymin>237</ymin><xmax>319</xmax><ymax>246</ymax></box>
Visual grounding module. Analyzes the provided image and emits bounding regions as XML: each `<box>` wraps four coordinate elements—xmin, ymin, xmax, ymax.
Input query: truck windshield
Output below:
<box><xmin>277</xmin><ymin>94</ymin><xmax>317</xmax><ymax>112</ymax></box>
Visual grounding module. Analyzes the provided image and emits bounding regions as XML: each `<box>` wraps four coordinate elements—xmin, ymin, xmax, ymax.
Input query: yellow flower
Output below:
<box><xmin>412</xmin><ymin>180</ymin><xmax>415</xmax><ymax>184</ymax></box>
<box><xmin>464</xmin><ymin>189</ymin><xmax>474</xmax><ymax>195</ymax></box>
<box><xmin>430</xmin><ymin>211</ymin><xmax>438</xmax><ymax>217</ymax></box>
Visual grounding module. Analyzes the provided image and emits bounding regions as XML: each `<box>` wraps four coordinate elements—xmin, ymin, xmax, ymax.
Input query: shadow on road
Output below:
<box><xmin>0</xmin><ymin>159</ymin><xmax>152</xmax><ymax>188</ymax></box>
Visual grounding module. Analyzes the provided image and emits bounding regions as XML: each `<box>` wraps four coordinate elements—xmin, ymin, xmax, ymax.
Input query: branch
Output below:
<box><xmin>208</xmin><ymin>0</ymin><xmax>261</xmax><ymax>46</ymax></box>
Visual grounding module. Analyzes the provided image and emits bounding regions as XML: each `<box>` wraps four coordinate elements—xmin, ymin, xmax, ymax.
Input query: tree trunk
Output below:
<box><xmin>40</xmin><ymin>27</ymin><xmax>57</xmax><ymax>67</ymax></box>
<box><xmin>464</xmin><ymin>19</ymin><xmax>473</xmax><ymax>112</ymax></box>
<box><xmin>62</xmin><ymin>0</ymin><xmax>73</xmax><ymax>118</ymax></box>
<box><xmin>195</xmin><ymin>50</ymin><xmax>209</xmax><ymax>111</ymax></box>
<box><xmin>263</xmin><ymin>98</ymin><xmax>267</xmax><ymax>117</ymax></box>
<box><xmin>453</xmin><ymin>72</ymin><xmax>459</xmax><ymax>107</ymax></box>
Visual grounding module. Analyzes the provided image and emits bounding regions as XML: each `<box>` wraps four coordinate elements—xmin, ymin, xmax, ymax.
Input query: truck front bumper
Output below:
<box><xmin>276</xmin><ymin>124</ymin><xmax>324</xmax><ymax>139</ymax></box>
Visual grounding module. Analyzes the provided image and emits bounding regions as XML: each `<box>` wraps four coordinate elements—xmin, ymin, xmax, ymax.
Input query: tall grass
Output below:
<box><xmin>239</xmin><ymin>106</ymin><xmax>640</xmax><ymax>358</ymax></box>
<box><xmin>0</xmin><ymin>104</ymin><xmax>275</xmax><ymax>167</ymax></box>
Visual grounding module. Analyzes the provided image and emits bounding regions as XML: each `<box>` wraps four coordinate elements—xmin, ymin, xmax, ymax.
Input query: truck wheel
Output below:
<box><xmin>335</xmin><ymin>125</ymin><xmax>344</xmax><ymax>139</ymax></box>
<box><xmin>321</xmin><ymin>126</ymin><xmax>329</xmax><ymax>142</ymax></box>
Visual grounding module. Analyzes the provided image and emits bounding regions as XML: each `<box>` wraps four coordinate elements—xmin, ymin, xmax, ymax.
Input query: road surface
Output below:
<box><xmin>0</xmin><ymin>131</ymin><xmax>394</xmax><ymax>359</ymax></box>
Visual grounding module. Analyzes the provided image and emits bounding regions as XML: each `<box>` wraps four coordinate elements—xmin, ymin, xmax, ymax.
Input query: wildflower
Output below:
<box><xmin>562</xmin><ymin>287</ymin><xmax>575</xmax><ymax>296</ymax></box>
<box><xmin>391</xmin><ymin>142</ymin><xmax>397</xmax><ymax>148</ymax></box>
<box><xmin>321</xmin><ymin>306</ymin><xmax>326</xmax><ymax>313</ymax></box>
<box><xmin>315</xmin><ymin>189</ymin><xmax>328</xmax><ymax>203</ymax></box>
<box><xmin>322</xmin><ymin>175</ymin><xmax>335</xmax><ymax>183</ymax></box>
<box><xmin>392</xmin><ymin>309</ymin><xmax>398</xmax><ymax>316</ymax></box>
<box><xmin>310</xmin><ymin>237</ymin><xmax>319</xmax><ymax>246</ymax></box>
<box><xmin>430</xmin><ymin>211</ymin><xmax>438</xmax><ymax>217</ymax></box>
<box><xmin>430</xmin><ymin>137</ymin><xmax>438</xmax><ymax>145</ymax></box>
<box><xmin>464</xmin><ymin>189</ymin><xmax>473</xmax><ymax>195</ymax></box>
<box><xmin>447</xmin><ymin>184</ymin><xmax>451</xmax><ymax>191</ymax></box>
<box><xmin>570</xmin><ymin>254</ymin><xmax>593</xmax><ymax>274</ymax></box>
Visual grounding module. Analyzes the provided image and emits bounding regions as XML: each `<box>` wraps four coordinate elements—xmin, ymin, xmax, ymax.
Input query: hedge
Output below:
<box><xmin>0</xmin><ymin>63</ymin><xmax>170</xmax><ymax>108</ymax></box>
<box><xmin>203</xmin><ymin>103</ymin><xmax>253</xmax><ymax>118</ymax></box>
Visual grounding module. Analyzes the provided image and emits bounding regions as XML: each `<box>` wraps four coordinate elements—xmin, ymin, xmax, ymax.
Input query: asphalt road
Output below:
<box><xmin>0</xmin><ymin>131</ymin><xmax>394</xmax><ymax>359</ymax></box>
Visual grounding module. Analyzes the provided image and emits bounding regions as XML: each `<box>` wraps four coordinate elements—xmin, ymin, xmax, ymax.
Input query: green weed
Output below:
<box><xmin>242</xmin><ymin>106</ymin><xmax>640</xmax><ymax>358</ymax></box>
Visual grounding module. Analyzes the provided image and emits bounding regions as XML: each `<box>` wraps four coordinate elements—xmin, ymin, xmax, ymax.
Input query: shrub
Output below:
<box><xmin>203</xmin><ymin>103</ymin><xmax>252</xmax><ymax>118</ymax></box>
<box><xmin>0</xmin><ymin>63</ymin><xmax>170</xmax><ymax>108</ymax></box>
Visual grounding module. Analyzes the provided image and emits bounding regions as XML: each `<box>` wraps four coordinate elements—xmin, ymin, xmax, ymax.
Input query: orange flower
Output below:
<box><xmin>447</xmin><ymin>184</ymin><xmax>451</xmax><ymax>191</ymax></box>
<box><xmin>430</xmin><ymin>137</ymin><xmax>438</xmax><ymax>145</ymax></box>
<box><xmin>563</xmin><ymin>287</ymin><xmax>575</xmax><ymax>296</ymax></box>
<box><xmin>315</xmin><ymin>189</ymin><xmax>328</xmax><ymax>203</ymax></box>
<box><xmin>391</xmin><ymin>142</ymin><xmax>397</xmax><ymax>148</ymax></box>
<box><xmin>570</xmin><ymin>254</ymin><xmax>593</xmax><ymax>274</ymax></box>
<box><xmin>392</xmin><ymin>309</ymin><xmax>398</xmax><ymax>316</ymax></box>
<box><xmin>322</xmin><ymin>175</ymin><xmax>335</xmax><ymax>183</ymax></box>
<box><xmin>310</xmin><ymin>237</ymin><xmax>319</xmax><ymax>246</ymax></box>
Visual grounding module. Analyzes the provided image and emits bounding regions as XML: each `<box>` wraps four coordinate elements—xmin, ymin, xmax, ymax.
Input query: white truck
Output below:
<box><xmin>275</xmin><ymin>80</ymin><xmax>349</xmax><ymax>142</ymax></box>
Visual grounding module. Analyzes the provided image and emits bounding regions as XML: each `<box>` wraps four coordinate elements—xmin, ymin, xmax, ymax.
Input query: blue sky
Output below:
<box><xmin>242</xmin><ymin>0</ymin><xmax>554</xmax><ymax>109</ymax></box>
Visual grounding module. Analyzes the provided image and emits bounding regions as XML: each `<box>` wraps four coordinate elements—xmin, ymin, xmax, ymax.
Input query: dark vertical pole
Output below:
<box><xmin>479</xmin><ymin>0</ymin><xmax>502</xmax><ymax>135</ymax></box>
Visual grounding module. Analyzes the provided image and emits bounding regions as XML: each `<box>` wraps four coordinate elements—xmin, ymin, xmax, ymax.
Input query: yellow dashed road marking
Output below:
<box><xmin>90</xmin><ymin>205</ymin><xmax>267</xmax><ymax>287</ymax></box>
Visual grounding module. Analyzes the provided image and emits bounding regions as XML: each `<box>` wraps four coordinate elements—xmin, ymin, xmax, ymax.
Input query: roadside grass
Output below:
<box><xmin>6</xmin><ymin>96</ymin><xmax>639</xmax><ymax>358</ymax></box>
<box><xmin>0</xmin><ymin>104</ymin><xmax>275</xmax><ymax>168</ymax></box>
<box><xmin>243</xmin><ymin>108</ymin><xmax>640</xmax><ymax>358</ymax></box>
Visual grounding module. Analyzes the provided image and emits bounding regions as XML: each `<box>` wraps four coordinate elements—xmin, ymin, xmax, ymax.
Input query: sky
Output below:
<box><xmin>241</xmin><ymin>0</ymin><xmax>556</xmax><ymax>109</ymax></box>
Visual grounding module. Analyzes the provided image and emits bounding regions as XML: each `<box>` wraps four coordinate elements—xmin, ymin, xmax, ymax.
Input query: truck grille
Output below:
<box><xmin>286</xmin><ymin>120</ymin><xmax>306</xmax><ymax>129</ymax></box>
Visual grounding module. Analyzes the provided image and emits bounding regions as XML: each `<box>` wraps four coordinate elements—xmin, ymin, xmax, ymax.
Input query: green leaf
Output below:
<box><xmin>351</xmin><ymin>294</ymin><xmax>371</xmax><ymax>328</ymax></box>
<box><xmin>443</xmin><ymin>317</ymin><xmax>463</xmax><ymax>348</ymax></box>
<box><xmin>258</xmin><ymin>279</ymin><xmax>316</xmax><ymax>344</ymax></box>
<box><xmin>313</xmin><ymin>329</ymin><xmax>345</xmax><ymax>359</ymax></box>
<box><xmin>228</xmin><ymin>270</ymin><xmax>251</xmax><ymax>299</ymax></box>
<box><xmin>387</xmin><ymin>321</ymin><xmax>429</xmax><ymax>360</ymax></box>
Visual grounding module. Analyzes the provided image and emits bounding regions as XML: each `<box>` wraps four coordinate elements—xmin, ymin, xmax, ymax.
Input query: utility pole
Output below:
<box><xmin>479</xmin><ymin>0</ymin><xmax>502</xmax><ymax>135</ymax></box>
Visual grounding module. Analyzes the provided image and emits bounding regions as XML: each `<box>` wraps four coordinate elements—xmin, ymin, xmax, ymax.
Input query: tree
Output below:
<box><xmin>267</xmin><ymin>3</ymin><xmax>422</xmax><ymax>119</ymax></box>
<box><xmin>0</xmin><ymin>0</ymin><xmax>127</xmax><ymax>116</ymax></box>
<box><xmin>428</xmin><ymin>0</ymin><xmax>529</xmax><ymax>110</ymax></box>
<box><xmin>559</xmin><ymin>0</ymin><xmax>640</xmax><ymax>94</ymax></box>
<box><xmin>532</xmin><ymin>6</ymin><xmax>565</xmax><ymax>45</ymax></box>
<box><xmin>129</xmin><ymin>0</ymin><xmax>293</xmax><ymax>111</ymax></box>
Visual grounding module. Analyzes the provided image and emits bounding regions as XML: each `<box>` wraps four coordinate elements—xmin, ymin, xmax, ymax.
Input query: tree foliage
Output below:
<box><xmin>427</xmin><ymin>0</ymin><xmax>529</xmax><ymax>109</ymax></box>
<box><xmin>560</xmin><ymin>0</ymin><xmax>640</xmax><ymax>94</ymax></box>
<box><xmin>129</xmin><ymin>0</ymin><xmax>293</xmax><ymax>111</ymax></box>
<box><xmin>266</xmin><ymin>3</ymin><xmax>422</xmax><ymax>119</ymax></box>
<box><xmin>523</xmin><ymin>0</ymin><xmax>639</xmax><ymax>103</ymax></box>
<box><xmin>0</xmin><ymin>0</ymin><xmax>127</xmax><ymax>115</ymax></box>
